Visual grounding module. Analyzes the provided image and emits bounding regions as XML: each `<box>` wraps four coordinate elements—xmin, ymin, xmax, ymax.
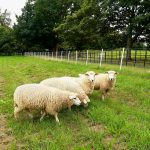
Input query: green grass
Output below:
<box><xmin>0</xmin><ymin>56</ymin><xmax>150</xmax><ymax>150</ymax></box>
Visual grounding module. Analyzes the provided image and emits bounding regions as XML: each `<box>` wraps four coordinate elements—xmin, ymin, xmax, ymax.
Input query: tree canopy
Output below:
<box><xmin>0</xmin><ymin>9</ymin><xmax>20</xmax><ymax>54</ymax></box>
<box><xmin>0</xmin><ymin>0</ymin><xmax>150</xmax><ymax>54</ymax></box>
<box><xmin>55</xmin><ymin>0</ymin><xmax>150</xmax><ymax>51</ymax></box>
<box><xmin>14</xmin><ymin>0</ymin><xmax>82</xmax><ymax>51</ymax></box>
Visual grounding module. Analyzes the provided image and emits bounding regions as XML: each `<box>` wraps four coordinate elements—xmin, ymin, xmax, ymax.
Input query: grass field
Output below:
<box><xmin>0</xmin><ymin>56</ymin><xmax>150</xmax><ymax>150</ymax></box>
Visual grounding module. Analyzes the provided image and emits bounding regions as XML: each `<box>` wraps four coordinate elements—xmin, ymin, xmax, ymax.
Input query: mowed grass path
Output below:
<box><xmin>0</xmin><ymin>56</ymin><xmax>149</xmax><ymax>150</ymax></box>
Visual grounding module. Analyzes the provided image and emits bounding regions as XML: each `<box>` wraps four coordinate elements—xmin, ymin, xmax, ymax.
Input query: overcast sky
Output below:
<box><xmin>0</xmin><ymin>0</ymin><xmax>27</xmax><ymax>25</ymax></box>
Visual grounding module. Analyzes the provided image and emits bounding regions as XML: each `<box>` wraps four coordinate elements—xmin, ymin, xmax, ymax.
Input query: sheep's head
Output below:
<box><xmin>69</xmin><ymin>95</ymin><xmax>81</xmax><ymax>106</ymax></box>
<box><xmin>105</xmin><ymin>71</ymin><xmax>118</xmax><ymax>81</ymax></box>
<box><xmin>79</xmin><ymin>71</ymin><xmax>97</xmax><ymax>82</ymax></box>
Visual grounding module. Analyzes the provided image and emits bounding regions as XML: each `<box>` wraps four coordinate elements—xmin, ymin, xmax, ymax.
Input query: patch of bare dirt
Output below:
<box><xmin>103</xmin><ymin>135</ymin><xmax>114</xmax><ymax>144</ymax></box>
<box><xmin>0</xmin><ymin>115</ymin><xmax>15</xmax><ymax>150</ymax></box>
<box><xmin>127</xmin><ymin>101</ymin><xmax>137</xmax><ymax>106</ymax></box>
<box><xmin>103</xmin><ymin>135</ymin><xmax>128</xmax><ymax>150</ymax></box>
<box><xmin>90</xmin><ymin>124</ymin><xmax>107</xmax><ymax>133</ymax></box>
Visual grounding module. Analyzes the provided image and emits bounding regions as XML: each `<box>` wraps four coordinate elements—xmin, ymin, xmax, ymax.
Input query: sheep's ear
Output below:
<box><xmin>85</xmin><ymin>73</ymin><xmax>89</xmax><ymax>76</ymax></box>
<box><xmin>95</xmin><ymin>73</ymin><xmax>99</xmax><ymax>75</ymax></box>
<box><xmin>105</xmin><ymin>71</ymin><xmax>108</xmax><ymax>74</ymax></box>
<box><xmin>115</xmin><ymin>72</ymin><xmax>119</xmax><ymax>75</ymax></box>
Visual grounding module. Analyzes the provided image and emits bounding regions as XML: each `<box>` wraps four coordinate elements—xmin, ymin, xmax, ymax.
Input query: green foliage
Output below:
<box><xmin>0</xmin><ymin>27</ymin><xmax>18</xmax><ymax>54</ymax></box>
<box><xmin>1</xmin><ymin>0</ymin><xmax>150</xmax><ymax>52</ymax></box>
<box><xmin>55</xmin><ymin>0</ymin><xmax>150</xmax><ymax>50</ymax></box>
<box><xmin>0</xmin><ymin>9</ymin><xmax>22</xmax><ymax>54</ymax></box>
<box><xmin>0</xmin><ymin>9</ymin><xmax>11</xmax><ymax>26</ymax></box>
<box><xmin>14</xmin><ymin>0</ymin><xmax>82</xmax><ymax>51</ymax></box>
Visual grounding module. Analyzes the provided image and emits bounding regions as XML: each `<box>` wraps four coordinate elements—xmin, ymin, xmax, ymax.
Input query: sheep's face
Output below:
<box><xmin>106</xmin><ymin>71</ymin><xmax>118</xmax><ymax>81</ymax></box>
<box><xmin>69</xmin><ymin>95</ymin><xmax>81</xmax><ymax>106</ymax></box>
<box><xmin>79</xmin><ymin>71</ymin><xmax>96</xmax><ymax>82</ymax></box>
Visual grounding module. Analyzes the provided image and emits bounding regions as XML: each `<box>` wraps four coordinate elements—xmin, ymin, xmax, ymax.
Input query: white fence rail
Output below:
<box><xmin>24</xmin><ymin>48</ymin><xmax>150</xmax><ymax>68</ymax></box>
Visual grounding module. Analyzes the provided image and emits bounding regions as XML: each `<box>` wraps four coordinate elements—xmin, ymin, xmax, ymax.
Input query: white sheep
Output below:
<box><xmin>14</xmin><ymin>84</ymin><xmax>81</xmax><ymax>123</ymax></box>
<box><xmin>40</xmin><ymin>77</ymin><xmax>90</xmax><ymax>106</ymax></box>
<box><xmin>70</xmin><ymin>71</ymin><xmax>96</xmax><ymax>95</ymax></box>
<box><xmin>94</xmin><ymin>71</ymin><xmax>118</xmax><ymax>100</ymax></box>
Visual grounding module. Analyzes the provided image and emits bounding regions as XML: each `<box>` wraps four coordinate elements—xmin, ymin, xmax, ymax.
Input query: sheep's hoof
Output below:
<box><xmin>56</xmin><ymin>120</ymin><xmax>60</xmax><ymax>125</ymax></box>
<box><xmin>101</xmin><ymin>95</ymin><xmax>105</xmax><ymax>101</ymax></box>
<box><xmin>40</xmin><ymin>118</ymin><xmax>43</xmax><ymax>122</ymax></box>
<box><xmin>83</xmin><ymin>103</ymin><xmax>88</xmax><ymax>108</ymax></box>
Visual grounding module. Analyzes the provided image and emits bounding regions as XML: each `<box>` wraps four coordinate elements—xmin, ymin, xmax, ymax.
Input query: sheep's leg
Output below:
<box><xmin>68</xmin><ymin>106</ymin><xmax>71</xmax><ymax>111</ymax></box>
<box><xmin>14</xmin><ymin>107</ymin><xmax>23</xmax><ymax>120</ymax></box>
<box><xmin>54</xmin><ymin>113</ymin><xmax>59</xmax><ymax>123</ymax></box>
<box><xmin>68</xmin><ymin>104</ymin><xmax>72</xmax><ymax>111</ymax></box>
<box><xmin>102</xmin><ymin>94</ymin><xmax>105</xmax><ymax>101</ymax></box>
<box><xmin>25</xmin><ymin>109</ymin><xmax>33</xmax><ymax>119</ymax></box>
<box><xmin>40</xmin><ymin>111</ymin><xmax>46</xmax><ymax>122</ymax></box>
<box><xmin>101</xmin><ymin>91</ymin><xmax>106</xmax><ymax>101</ymax></box>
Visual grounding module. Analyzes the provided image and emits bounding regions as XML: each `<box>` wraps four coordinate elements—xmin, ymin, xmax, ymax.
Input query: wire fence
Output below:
<box><xmin>0</xmin><ymin>48</ymin><xmax>150</xmax><ymax>68</ymax></box>
<box><xmin>23</xmin><ymin>48</ymin><xmax>150</xmax><ymax>68</ymax></box>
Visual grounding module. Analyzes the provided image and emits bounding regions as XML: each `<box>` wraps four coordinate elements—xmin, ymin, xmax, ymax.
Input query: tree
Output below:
<box><xmin>55</xmin><ymin>0</ymin><xmax>150</xmax><ymax>54</ymax></box>
<box><xmin>0</xmin><ymin>9</ymin><xmax>20</xmax><ymax>54</ymax></box>
<box><xmin>0</xmin><ymin>26</ymin><xmax>22</xmax><ymax>54</ymax></box>
<box><xmin>55</xmin><ymin>0</ymin><xmax>124</xmax><ymax>50</ymax></box>
<box><xmin>14</xmin><ymin>0</ymin><xmax>37</xmax><ymax>51</ymax></box>
<box><xmin>14</xmin><ymin>0</ymin><xmax>81</xmax><ymax>51</ymax></box>
<box><xmin>103</xmin><ymin>0</ymin><xmax>150</xmax><ymax>59</ymax></box>
<box><xmin>54</xmin><ymin>0</ymin><xmax>99</xmax><ymax>50</ymax></box>
<box><xmin>0</xmin><ymin>9</ymin><xmax>11</xmax><ymax>26</ymax></box>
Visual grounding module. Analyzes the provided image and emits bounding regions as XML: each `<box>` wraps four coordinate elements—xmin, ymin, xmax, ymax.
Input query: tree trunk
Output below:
<box><xmin>126</xmin><ymin>25</ymin><xmax>133</xmax><ymax>60</ymax></box>
<box><xmin>126</xmin><ymin>36</ymin><xmax>133</xmax><ymax>60</ymax></box>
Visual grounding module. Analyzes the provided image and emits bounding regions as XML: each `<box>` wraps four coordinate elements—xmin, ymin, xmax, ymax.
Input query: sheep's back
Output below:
<box><xmin>14</xmin><ymin>84</ymin><xmax>51</xmax><ymax>109</ymax></box>
<box><xmin>41</xmin><ymin>77</ymin><xmax>82</xmax><ymax>93</ymax></box>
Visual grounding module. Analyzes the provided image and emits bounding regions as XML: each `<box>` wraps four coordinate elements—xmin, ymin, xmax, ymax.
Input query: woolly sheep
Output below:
<box><xmin>94</xmin><ymin>71</ymin><xmax>118</xmax><ymax>100</ymax></box>
<box><xmin>40</xmin><ymin>77</ymin><xmax>90</xmax><ymax>106</ymax></box>
<box><xmin>14</xmin><ymin>84</ymin><xmax>81</xmax><ymax>123</ymax></box>
<box><xmin>70</xmin><ymin>71</ymin><xmax>96</xmax><ymax>95</ymax></box>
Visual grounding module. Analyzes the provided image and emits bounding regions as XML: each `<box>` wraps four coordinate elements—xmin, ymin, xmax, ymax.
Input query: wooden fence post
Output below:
<box><xmin>126</xmin><ymin>48</ymin><xmax>128</xmax><ymax>66</ymax></box>
<box><xmin>86</xmin><ymin>50</ymin><xmax>88</xmax><ymax>65</ymax></box>
<box><xmin>99</xmin><ymin>49</ymin><xmax>104</xmax><ymax>67</ymax></box>
<box><xmin>144</xmin><ymin>49</ymin><xmax>147</xmax><ymax>67</ymax></box>
<box><xmin>52</xmin><ymin>52</ymin><xmax>53</xmax><ymax>59</ymax></box>
<box><xmin>56</xmin><ymin>51</ymin><xmax>58</xmax><ymax>59</ymax></box>
<box><xmin>68</xmin><ymin>51</ymin><xmax>70</xmax><ymax>62</ymax></box>
<box><xmin>105</xmin><ymin>51</ymin><xmax>106</xmax><ymax>63</ymax></box>
<box><xmin>75</xmin><ymin>50</ymin><xmax>78</xmax><ymax>64</ymax></box>
<box><xmin>111</xmin><ymin>49</ymin><xmax>113</xmax><ymax>64</ymax></box>
<box><xmin>134</xmin><ymin>49</ymin><xmax>137</xmax><ymax>66</ymax></box>
<box><xmin>61</xmin><ymin>51</ymin><xmax>63</xmax><ymax>60</ymax></box>
<box><xmin>120</xmin><ymin>48</ymin><xmax>125</xmax><ymax>70</ymax></box>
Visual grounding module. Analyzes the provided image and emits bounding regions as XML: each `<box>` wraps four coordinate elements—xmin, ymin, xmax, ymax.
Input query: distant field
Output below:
<box><xmin>34</xmin><ymin>49</ymin><xmax>150</xmax><ymax>68</ymax></box>
<box><xmin>0</xmin><ymin>56</ymin><xmax>150</xmax><ymax>149</ymax></box>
